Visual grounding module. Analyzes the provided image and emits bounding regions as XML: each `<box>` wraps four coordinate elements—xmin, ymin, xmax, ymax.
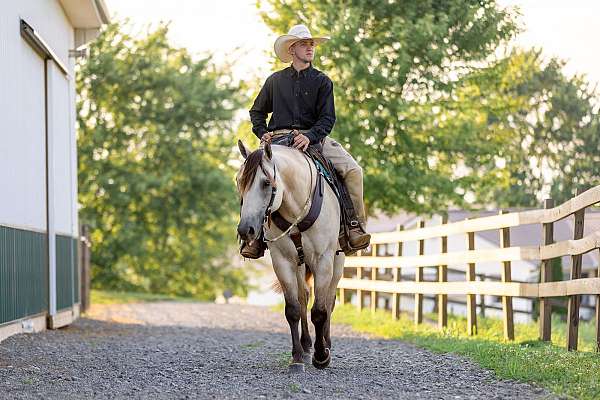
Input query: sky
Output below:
<box><xmin>103</xmin><ymin>0</ymin><xmax>600</xmax><ymax>86</ymax></box>
<box><xmin>103</xmin><ymin>0</ymin><xmax>274</xmax><ymax>82</ymax></box>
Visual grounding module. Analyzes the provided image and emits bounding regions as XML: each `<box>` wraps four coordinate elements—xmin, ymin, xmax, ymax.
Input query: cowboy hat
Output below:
<box><xmin>274</xmin><ymin>24</ymin><xmax>329</xmax><ymax>63</ymax></box>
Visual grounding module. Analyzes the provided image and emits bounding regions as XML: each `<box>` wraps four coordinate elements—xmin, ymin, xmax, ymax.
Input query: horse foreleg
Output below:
<box><xmin>324</xmin><ymin>253</ymin><xmax>345</xmax><ymax>350</ymax></box>
<box><xmin>298</xmin><ymin>264</ymin><xmax>312</xmax><ymax>363</ymax></box>
<box><xmin>311</xmin><ymin>253</ymin><xmax>334</xmax><ymax>369</ymax></box>
<box><xmin>284</xmin><ymin>295</ymin><xmax>305</xmax><ymax>369</ymax></box>
<box><xmin>272</xmin><ymin>255</ymin><xmax>306</xmax><ymax>372</ymax></box>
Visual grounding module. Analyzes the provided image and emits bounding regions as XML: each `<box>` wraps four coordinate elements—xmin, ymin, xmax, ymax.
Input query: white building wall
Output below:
<box><xmin>0</xmin><ymin>0</ymin><xmax>77</xmax><ymax>235</ymax></box>
<box><xmin>49</xmin><ymin>64</ymin><xmax>75</xmax><ymax>236</ymax></box>
<box><xmin>69</xmin><ymin>57</ymin><xmax>79</xmax><ymax>237</ymax></box>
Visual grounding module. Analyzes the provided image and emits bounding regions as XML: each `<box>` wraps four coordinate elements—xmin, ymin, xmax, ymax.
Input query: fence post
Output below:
<box><xmin>371</xmin><ymin>244</ymin><xmax>378</xmax><ymax>314</ymax></box>
<box><xmin>414</xmin><ymin>220</ymin><xmax>425</xmax><ymax>325</ymax></box>
<box><xmin>567</xmin><ymin>188</ymin><xmax>586</xmax><ymax>351</ymax></box>
<box><xmin>79</xmin><ymin>224</ymin><xmax>91</xmax><ymax>313</ymax></box>
<box><xmin>438</xmin><ymin>216</ymin><xmax>448</xmax><ymax>330</ymax></box>
<box><xmin>356</xmin><ymin>251</ymin><xmax>363</xmax><ymax>311</ymax></box>
<box><xmin>467</xmin><ymin>230</ymin><xmax>477</xmax><ymax>335</ymax></box>
<box><xmin>392</xmin><ymin>225</ymin><xmax>403</xmax><ymax>320</ymax></box>
<box><xmin>596</xmin><ymin>255</ymin><xmax>600</xmax><ymax>352</ymax></box>
<box><xmin>339</xmin><ymin>251</ymin><xmax>346</xmax><ymax>305</ymax></box>
<box><xmin>500</xmin><ymin>210</ymin><xmax>515</xmax><ymax>341</ymax></box>
<box><xmin>539</xmin><ymin>198</ymin><xmax>554</xmax><ymax>342</ymax></box>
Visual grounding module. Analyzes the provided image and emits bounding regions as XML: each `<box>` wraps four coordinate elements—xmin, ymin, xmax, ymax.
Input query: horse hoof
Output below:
<box><xmin>302</xmin><ymin>352</ymin><xmax>312</xmax><ymax>365</ymax></box>
<box><xmin>288</xmin><ymin>363</ymin><xmax>305</xmax><ymax>374</ymax></box>
<box><xmin>312</xmin><ymin>348</ymin><xmax>331</xmax><ymax>370</ymax></box>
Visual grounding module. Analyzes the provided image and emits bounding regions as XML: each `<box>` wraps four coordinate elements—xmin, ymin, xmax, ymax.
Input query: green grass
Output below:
<box><xmin>332</xmin><ymin>304</ymin><xmax>600</xmax><ymax>399</ymax></box>
<box><xmin>90</xmin><ymin>289</ymin><xmax>195</xmax><ymax>305</ymax></box>
<box><xmin>277</xmin><ymin>351</ymin><xmax>292</xmax><ymax>367</ymax></box>
<box><xmin>241</xmin><ymin>340</ymin><xmax>265</xmax><ymax>350</ymax></box>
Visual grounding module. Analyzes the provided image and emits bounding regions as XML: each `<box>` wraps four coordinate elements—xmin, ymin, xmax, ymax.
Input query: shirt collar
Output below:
<box><xmin>288</xmin><ymin>64</ymin><xmax>313</xmax><ymax>78</ymax></box>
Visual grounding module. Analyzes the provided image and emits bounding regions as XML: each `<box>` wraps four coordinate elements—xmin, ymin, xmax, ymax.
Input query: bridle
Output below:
<box><xmin>258</xmin><ymin>160</ymin><xmax>278</xmax><ymax>226</ymax></box>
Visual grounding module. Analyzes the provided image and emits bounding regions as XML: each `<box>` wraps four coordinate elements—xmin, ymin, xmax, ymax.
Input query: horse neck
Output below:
<box><xmin>274</xmin><ymin>148</ymin><xmax>315</xmax><ymax>220</ymax></box>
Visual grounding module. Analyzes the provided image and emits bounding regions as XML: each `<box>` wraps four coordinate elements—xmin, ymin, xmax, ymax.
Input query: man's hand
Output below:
<box><xmin>261</xmin><ymin>132</ymin><xmax>273</xmax><ymax>143</ymax></box>
<box><xmin>292</xmin><ymin>130</ymin><xmax>310</xmax><ymax>152</ymax></box>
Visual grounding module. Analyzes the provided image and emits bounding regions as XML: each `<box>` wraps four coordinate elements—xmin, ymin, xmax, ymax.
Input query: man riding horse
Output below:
<box><xmin>240</xmin><ymin>24</ymin><xmax>371</xmax><ymax>259</ymax></box>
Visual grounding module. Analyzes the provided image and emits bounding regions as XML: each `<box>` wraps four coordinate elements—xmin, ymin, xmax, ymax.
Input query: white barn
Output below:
<box><xmin>0</xmin><ymin>0</ymin><xmax>109</xmax><ymax>341</ymax></box>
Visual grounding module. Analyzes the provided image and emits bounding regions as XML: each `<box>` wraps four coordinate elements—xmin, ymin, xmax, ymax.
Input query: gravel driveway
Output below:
<box><xmin>0</xmin><ymin>302</ymin><xmax>552</xmax><ymax>399</ymax></box>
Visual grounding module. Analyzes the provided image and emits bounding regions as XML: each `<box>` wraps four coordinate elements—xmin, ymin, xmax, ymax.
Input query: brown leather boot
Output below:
<box><xmin>240</xmin><ymin>240</ymin><xmax>265</xmax><ymax>259</ymax></box>
<box><xmin>348</xmin><ymin>227</ymin><xmax>371</xmax><ymax>249</ymax></box>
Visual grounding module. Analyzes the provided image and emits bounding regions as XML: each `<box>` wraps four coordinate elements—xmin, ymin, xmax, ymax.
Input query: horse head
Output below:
<box><xmin>236</xmin><ymin>140</ymin><xmax>281</xmax><ymax>243</ymax></box>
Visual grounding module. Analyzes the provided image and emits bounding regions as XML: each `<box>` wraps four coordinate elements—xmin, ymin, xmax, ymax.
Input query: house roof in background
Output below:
<box><xmin>366</xmin><ymin>212</ymin><xmax>416</xmax><ymax>233</ymax></box>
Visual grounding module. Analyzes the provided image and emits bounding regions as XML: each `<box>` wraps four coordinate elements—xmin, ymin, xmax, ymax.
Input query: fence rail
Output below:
<box><xmin>338</xmin><ymin>186</ymin><xmax>600</xmax><ymax>351</ymax></box>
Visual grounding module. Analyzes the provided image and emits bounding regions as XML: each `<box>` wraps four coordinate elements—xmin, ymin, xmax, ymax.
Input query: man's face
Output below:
<box><xmin>290</xmin><ymin>39</ymin><xmax>315</xmax><ymax>63</ymax></box>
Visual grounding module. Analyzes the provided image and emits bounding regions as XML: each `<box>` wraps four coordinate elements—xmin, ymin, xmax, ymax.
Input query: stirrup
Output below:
<box><xmin>348</xmin><ymin>229</ymin><xmax>371</xmax><ymax>250</ymax></box>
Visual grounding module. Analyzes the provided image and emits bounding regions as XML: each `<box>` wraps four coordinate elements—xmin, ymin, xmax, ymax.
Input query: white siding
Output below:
<box><xmin>0</xmin><ymin>9</ymin><xmax>46</xmax><ymax>230</ymax></box>
<box><xmin>0</xmin><ymin>0</ymin><xmax>77</xmax><ymax>235</ymax></box>
<box><xmin>49</xmin><ymin>63</ymin><xmax>74</xmax><ymax>235</ymax></box>
<box><xmin>69</xmin><ymin>58</ymin><xmax>79</xmax><ymax>236</ymax></box>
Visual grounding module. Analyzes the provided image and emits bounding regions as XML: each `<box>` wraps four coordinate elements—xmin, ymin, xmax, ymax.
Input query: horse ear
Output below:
<box><xmin>264</xmin><ymin>142</ymin><xmax>272</xmax><ymax>161</ymax></box>
<box><xmin>238</xmin><ymin>139</ymin><xmax>248</xmax><ymax>159</ymax></box>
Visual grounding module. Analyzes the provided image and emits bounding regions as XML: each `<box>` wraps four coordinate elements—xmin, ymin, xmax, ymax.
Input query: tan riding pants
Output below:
<box><xmin>271</xmin><ymin>130</ymin><xmax>367</xmax><ymax>226</ymax></box>
<box><xmin>321</xmin><ymin>137</ymin><xmax>366</xmax><ymax>226</ymax></box>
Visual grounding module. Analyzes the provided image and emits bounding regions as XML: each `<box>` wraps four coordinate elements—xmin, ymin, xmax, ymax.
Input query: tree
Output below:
<box><xmin>465</xmin><ymin>50</ymin><xmax>600</xmax><ymax>207</ymax></box>
<box><xmin>260</xmin><ymin>0</ymin><xmax>521</xmax><ymax>214</ymax></box>
<box><xmin>505</xmin><ymin>55</ymin><xmax>600</xmax><ymax>206</ymax></box>
<box><xmin>77</xmin><ymin>21</ymin><xmax>247</xmax><ymax>299</ymax></box>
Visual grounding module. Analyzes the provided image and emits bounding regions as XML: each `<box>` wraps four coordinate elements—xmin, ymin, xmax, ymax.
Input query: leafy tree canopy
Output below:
<box><xmin>78</xmin><ymin>21</ymin><xmax>246</xmax><ymax>299</ymax></box>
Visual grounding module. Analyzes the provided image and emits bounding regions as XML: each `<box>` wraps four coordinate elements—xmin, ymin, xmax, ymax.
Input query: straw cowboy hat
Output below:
<box><xmin>274</xmin><ymin>24</ymin><xmax>329</xmax><ymax>63</ymax></box>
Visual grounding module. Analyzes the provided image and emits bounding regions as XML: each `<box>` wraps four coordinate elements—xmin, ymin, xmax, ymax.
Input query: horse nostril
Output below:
<box><xmin>237</xmin><ymin>224</ymin><xmax>248</xmax><ymax>238</ymax></box>
<box><xmin>248</xmin><ymin>226</ymin><xmax>255</xmax><ymax>237</ymax></box>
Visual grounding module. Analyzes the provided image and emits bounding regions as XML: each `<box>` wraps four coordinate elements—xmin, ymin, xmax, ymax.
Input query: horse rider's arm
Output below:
<box><xmin>249</xmin><ymin>75</ymin><xmax>274</xmax><ymax>140</ymax></box>
<box><xmin>305</xmin><ymin>76</ymin><xmax>336</xmax><ymax>145</ymax></box>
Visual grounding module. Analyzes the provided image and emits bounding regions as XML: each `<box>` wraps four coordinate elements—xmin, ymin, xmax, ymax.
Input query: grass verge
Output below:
<box><xmin>332</xmin><ymin>304</ymin><xmax>600</xmax><ymax>399</ymax></box>
<box><xmin>90</xmin><ymin>290</ymin><xmax>195</xmax><ymax>305</ymax></box>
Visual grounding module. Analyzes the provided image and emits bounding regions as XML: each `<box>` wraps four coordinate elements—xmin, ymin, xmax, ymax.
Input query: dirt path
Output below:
<box><xmin>0</xmin><ymin>303</ymin><xmax>552</xmax><ymax>399</ymax></box>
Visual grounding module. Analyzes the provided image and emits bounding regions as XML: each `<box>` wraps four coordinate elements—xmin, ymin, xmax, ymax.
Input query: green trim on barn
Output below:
<box><xmin>56</xmin><ymin>234</ymin><xmax>78</xmax><ymax>311</ymax></box>
<box><xmin>0</xmin><ymin>225</ymin><xmax>47</xmax><ymax>325</ymax></box>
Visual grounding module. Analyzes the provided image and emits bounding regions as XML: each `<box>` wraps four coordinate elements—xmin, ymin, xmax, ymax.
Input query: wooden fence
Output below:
<box><xmin>338</xmin><ymin>186</ymin><xmax>600</xmax><ymax>351</ymax></box>
<box><xmin>79</xmin><ymin>225</ymin><xmax>92</xmax><ymax>313</ymax></box>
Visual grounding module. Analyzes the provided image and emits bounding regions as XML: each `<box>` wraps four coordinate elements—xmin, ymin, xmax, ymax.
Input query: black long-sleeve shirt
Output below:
<box><xmin>249</xmin><ymin>65</ymin><xmax>336</xmax><ymax>144</ymax></box>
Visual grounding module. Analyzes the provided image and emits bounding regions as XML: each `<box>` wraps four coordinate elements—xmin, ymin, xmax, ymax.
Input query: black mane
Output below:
<box><xmin>239</xmin><ymin>149</ymin><xmax>264</xmax><ymax>194</ymax></box>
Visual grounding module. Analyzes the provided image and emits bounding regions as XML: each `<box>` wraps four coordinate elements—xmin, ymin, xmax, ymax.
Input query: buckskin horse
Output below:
<box><xmin>236</xmin><ymin>139</ymin><xmax>344</xmax><ymax>372</ymax></box>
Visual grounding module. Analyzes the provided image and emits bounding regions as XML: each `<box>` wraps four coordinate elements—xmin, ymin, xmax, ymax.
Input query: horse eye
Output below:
<box><xmin>263</xmin><ymin>180</ymin><xmax>271</xmax><ymax>188</ymax></box>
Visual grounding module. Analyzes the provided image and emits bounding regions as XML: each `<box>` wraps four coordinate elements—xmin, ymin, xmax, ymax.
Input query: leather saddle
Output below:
<box><xmin>270</xmin><ymin>134</ymin><xmax>364</xmax><ymax>256</ymax></box>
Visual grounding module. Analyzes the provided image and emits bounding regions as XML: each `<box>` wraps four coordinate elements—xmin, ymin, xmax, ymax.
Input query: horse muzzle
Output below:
<box><xmin>237</xmin><ymin>220</ymin><xmax>260</xmax><ymax>242</ymax></box>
